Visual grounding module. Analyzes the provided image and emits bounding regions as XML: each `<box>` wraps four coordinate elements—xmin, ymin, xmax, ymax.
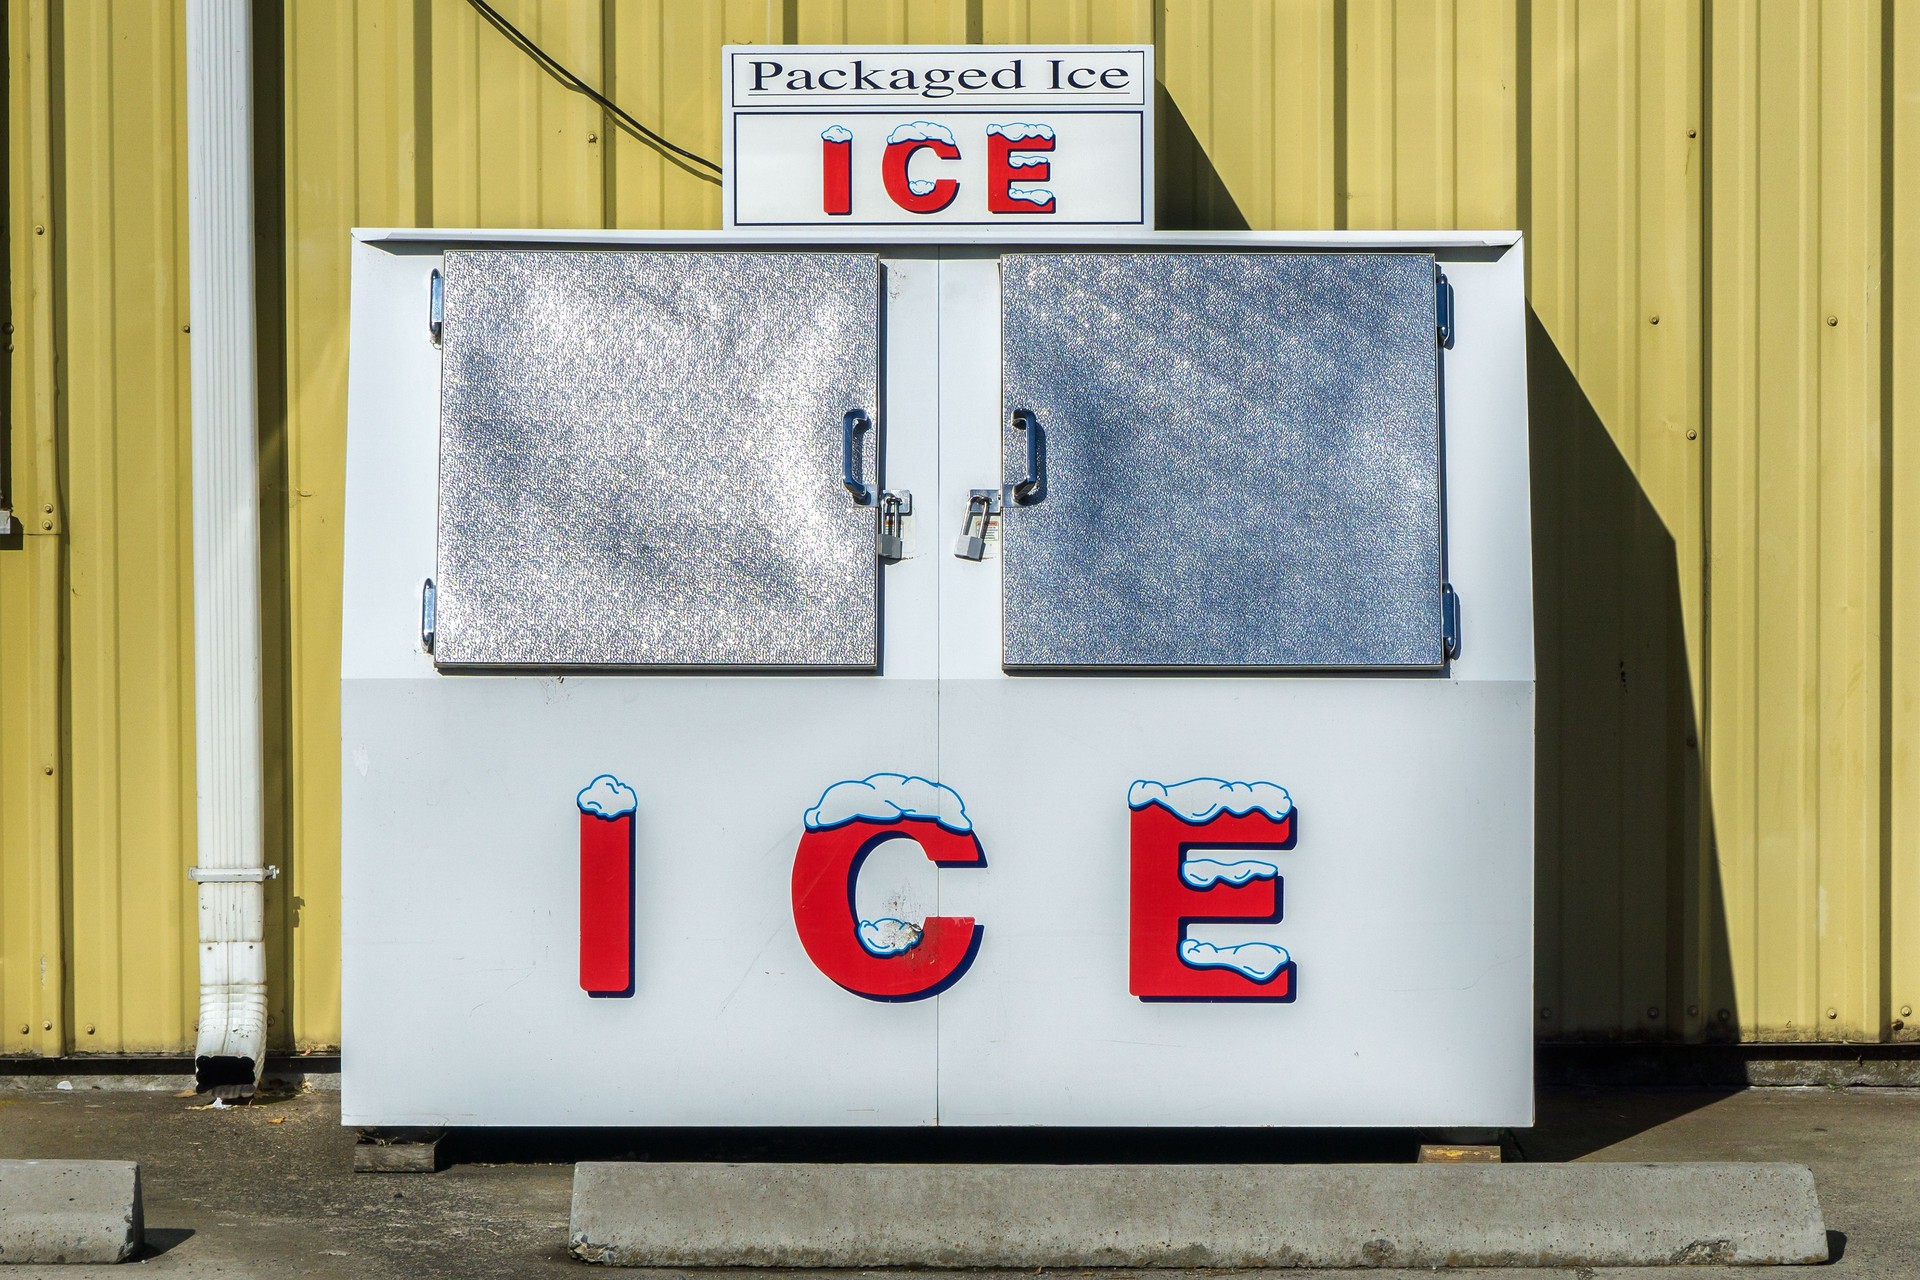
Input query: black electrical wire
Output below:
<box><xmin>463</xmin><ymin>0</ymin><xmax>723</xmax><ymax>179</ymax></box>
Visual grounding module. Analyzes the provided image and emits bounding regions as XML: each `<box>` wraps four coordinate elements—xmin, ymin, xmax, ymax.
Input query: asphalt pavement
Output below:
<box><xmin>0</xmin><ymin>1077</ymin><xmax>1913</xmax><ymax>1278</ymax></box>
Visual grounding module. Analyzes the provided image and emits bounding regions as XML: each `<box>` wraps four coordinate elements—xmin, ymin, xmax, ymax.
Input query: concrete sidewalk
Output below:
<box><xmin>0</xmin><ymin>1081</ymin><xmax>1913</xmax><ymax>1278</ymax></box>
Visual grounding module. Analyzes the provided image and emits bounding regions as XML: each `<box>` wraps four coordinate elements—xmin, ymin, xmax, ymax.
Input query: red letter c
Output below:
<box><xmin>882</xmin><ymin>137</ymin><xmax>961</xmax><ymax>213</ymax></box>
<box><xmin>792</xmin><ymin>816</ymin><xmax>983</xmax><ymax>1001</ymax></box>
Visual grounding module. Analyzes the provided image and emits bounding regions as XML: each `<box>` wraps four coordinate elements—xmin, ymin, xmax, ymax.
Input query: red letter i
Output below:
<box><xmin>822</xmin><ymin>129</ymin><xmax>853</xmax><ymax>216</ymax></box>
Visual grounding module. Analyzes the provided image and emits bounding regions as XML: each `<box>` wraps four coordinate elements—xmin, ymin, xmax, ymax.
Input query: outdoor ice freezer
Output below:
<box><xmin>341</xmin><ymin>229</ymin><xmax>1534</xmax><ymax>1128</ymax></box>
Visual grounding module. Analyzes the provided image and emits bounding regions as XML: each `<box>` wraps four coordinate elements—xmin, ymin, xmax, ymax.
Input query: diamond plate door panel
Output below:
<box><xmin>434</xmin><ymin>250</ymin><xmax>881</xmax><ymax>668</ymax></box>
<box><xmin>999</xmin><ymin>252</ymin><xmax>1444</xmax><ymax>669</ymax></box>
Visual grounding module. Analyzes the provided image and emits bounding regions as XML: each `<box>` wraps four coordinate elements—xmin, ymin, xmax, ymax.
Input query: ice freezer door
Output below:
<box><xmin>433</xmin><ymin>250</ymin><xmax>882</xmax><ymax>668</ymax></box>
<box><xmin>998</xmin><ymin>252</ymin><xmax>1445</xmax><ymax>669</ymax></box>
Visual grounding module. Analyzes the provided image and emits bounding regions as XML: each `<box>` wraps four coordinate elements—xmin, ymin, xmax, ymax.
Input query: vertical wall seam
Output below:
<box><xmin>1876</xmin><ymin>0</ymin><xmax>1897</xmax><ymax>1037</ymax></box>
<box><xmin>1332</xmin><ymin>0</ymin><xmax>1347</xmax><ymax>230</ymax></box>
<box><xmin>1697</xmin><ymin>0</ymin><xmax>1718</xmax><ymax>1037</ymax></box>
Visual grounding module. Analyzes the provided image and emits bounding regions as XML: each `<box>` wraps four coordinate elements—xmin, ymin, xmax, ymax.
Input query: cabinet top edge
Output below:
<box><xmin>356</xmin><ymin>228</ymin><xmax>1523</xmax><ymax>252</ymax></box>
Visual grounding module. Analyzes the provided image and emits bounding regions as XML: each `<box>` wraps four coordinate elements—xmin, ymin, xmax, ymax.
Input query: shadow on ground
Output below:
<box><xmin>445</xmin><ymin>1124</ymin><xmax>1422</xmax><ymax>1166</ymax></box>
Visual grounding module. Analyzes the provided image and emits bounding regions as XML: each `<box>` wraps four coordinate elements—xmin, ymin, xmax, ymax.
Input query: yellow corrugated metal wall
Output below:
<box><xmin>3</xmin><ymin>0</ymin><xmax>1914</xmax><ymax>1055</ymax></box>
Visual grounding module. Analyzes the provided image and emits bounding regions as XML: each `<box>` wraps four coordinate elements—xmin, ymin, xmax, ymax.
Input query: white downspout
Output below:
<box><xmin>186</xmin><ymin>0</ymin><xmax>271</xmax><ymax>1097</ymax></box>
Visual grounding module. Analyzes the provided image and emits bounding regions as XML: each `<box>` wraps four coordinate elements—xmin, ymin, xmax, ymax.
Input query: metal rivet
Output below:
<box><xmin>1686</xmin><ymin>429</ymin><xmax>1698</xmax><ymax>440</ymax></box>
<box><xmin>1687</xmin><ymin>1005</ymin><xmax>1699</xmax><ymax>1017</ymax></box>
<box><xmin>17</xmin><ymin>1025</ymin><xmax>27</xmax><ymax>1035</ymax></box>
<box><xmin>1827</xmin><ymin>1007</ymin><xmax>1839</xmax><ymax>1019</ymax></box>
<box><xmin>1538</xmin><ymin>1007</ymin><xmax>1551</xmax><ymax>1020</ymax></box>
<box><xmin>34</xmin><ymin>224</ymin><xmax>45</xmax><ymax>235</ymax></box>
<box><xmin>1686</xmin><ymin>127</ymin><xmax>1698</xmax><ymax>139</ymax></box>
<box><xmin>40</xmin><ymin>520</ymin><xmax>52</xmax><ymax>531</ymax></box>
<box><xmin>586</xmin><ymin>132</ymin><xmax>599</xmax><ymax>143</ymax></box>
<box><xmin>1646</xmin><ymin>1006</ymin><xmax>1660</xmax><ymax>1019</ymax></box>
<box><xmin>42</xmin><ymin>765</ymin><xmax>53</xmax><ymax>775</ymax></box>
<box><xmin>182</xmin><ymin>324</ymin><xmax>191</xmax><ymax>333</ymax></box>
<box><xmin>1826</xmin><ymin>315</ymin><xmax>1839</xmax><ymax>327</ymax></box>
<box><xmin>1649</xmin><ymin>315</ymin><xmax>1660</xmax><ymax>325</ymax></box>
<box><xmin>1718</xmin><ymin>1008</ymin><xmax>1731</xmax><ymax>1021</ymax></box>
<box><xmin>1903</xmin><ymin>1005</ymin><xmax>1913</xmax><ymax>1018</ymax></box>
<box><xmin>42</xmin><ymin>1021</ymin><xmax>51</xmax><ymax>1031</ymax></box>
<box><xmin>41</xmin><ymin>504</ymin><xmax>52</xmax><ymax>514</ymax></box>
<box><xmin>86</xmin><ymin>1024</ymin><xmax>95</xmax><ymax>1035</ymax></box>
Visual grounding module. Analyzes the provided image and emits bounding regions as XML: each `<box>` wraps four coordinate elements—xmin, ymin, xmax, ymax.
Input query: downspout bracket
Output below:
<box><xmin>187</xmin><ymin>866</ymin><xmax>281</xmax><ymax>883</ymax></box>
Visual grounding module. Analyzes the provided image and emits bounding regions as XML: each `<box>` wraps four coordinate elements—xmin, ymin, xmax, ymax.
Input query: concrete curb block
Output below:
<box><xmin>0</xmin><ymin>1159</ymin><xmax>144</xmax><ymax>1265</ymax></box>
<box><xmin>569</xmin><ymin>1160</ymin><xmax>1827</xmax><ymax>1268</ymax></box>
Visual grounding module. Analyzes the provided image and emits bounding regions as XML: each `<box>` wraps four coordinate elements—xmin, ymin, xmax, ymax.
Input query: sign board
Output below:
<box><xmin>723</xmin><ymin>45</ymin><xmax>1154</xmax><ymax>228</ymax></box>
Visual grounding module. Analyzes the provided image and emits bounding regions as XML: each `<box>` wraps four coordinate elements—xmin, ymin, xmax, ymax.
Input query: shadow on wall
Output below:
<box><xmin>1526</xmin><ymin>312</ymin><xmax>1735</xmax><ymax>1044</ymax></box>
<box><xmin>1154</xmin><ymin>85</ymin><xmax>1249</xmax><ymax>232</ymax></box>
<box><xmin>1148</xmin><ymin>99</ymin><xmax>1736</xmax><ymax>1044</ymax></box>
<box><xmin>253</xmin><ymin>0</ymin><xmax>298</xmax><ymax>1051</ymax></box>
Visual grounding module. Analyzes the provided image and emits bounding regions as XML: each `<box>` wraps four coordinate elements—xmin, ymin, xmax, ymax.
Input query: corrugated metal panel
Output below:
<box><xmin>1893</xmin><ymin>0</ymin><xmax>1920</xmax><ymax>1045</ymax></box>
<box><xmin>2</xmin><ymin>0</ymin><xmax>68</xmax><ymax>1057</ymax></box>
<box><xmin>55</xmin><ymin>0</ymin><xmax>197</xmax><ymax>1054</ymax></box>
<box><xmin>1526</xmin><ymin>0</ymin><xmax>1706</xmax><ymax>1042</ymax></box>
<box><xmin>5</xmin><ymin>0</ymin><xmax>1915</xmax><ymax>1054</ymax></box>
<box><xmin>1707</xmin><ymin>0</ymin><xmax>1893</xmax><ymax>1042</ymax></box>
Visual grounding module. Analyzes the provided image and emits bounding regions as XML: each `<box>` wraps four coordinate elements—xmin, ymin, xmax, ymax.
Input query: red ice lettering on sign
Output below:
<box><xmin>577</xmin><ymin>774</ymin><xmax>638</xmax><ymax>997</ymax></box>
<box><xmin>986</xmin><ymin>123</ymin><xmax>1057</xmax><ymax>214</ymax></box>
<box><xmin>881</xmin><ymin>122</ymin><xmax>961</xmax><ymax>214</ymax></box>
<box><xmin>820</xmin><ymin>126</ymin><xmax>853</xmax><ymax>216</ymax></box>
<box><xmin>1128</xmin><ymin>779</ymin><xmax>1297</xmax><ymax>1001</ymax></box>
<box><xmin>791</xmin><ymin>773</ymin><xmax>983</xmax><ymax>1001</ymax></box>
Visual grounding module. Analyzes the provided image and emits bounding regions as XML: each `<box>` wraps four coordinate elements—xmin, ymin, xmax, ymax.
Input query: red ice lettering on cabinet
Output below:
<box><xmin>1128</xmin><ymin>779</ymin><xmax>1298</xmax><ymax>1001</ymax></box>
<box><xmin>791</xmin><ymin>773</ymin><xmax>984</xmax><ymax>1001</ymax></box>
<box><xmin>577</xmin><ymin>774</ymin><xmax>638</xmax><ymax>997</ymax></box>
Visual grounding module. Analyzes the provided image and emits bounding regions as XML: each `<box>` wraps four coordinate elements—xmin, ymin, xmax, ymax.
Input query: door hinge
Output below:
<box><xmin>429</xmin><ymin>268</ymin><xmax>444</xmax><ymax>345</ymax></box>
<box><xmin>421</xmin><ymin>578</ymin><xmax>437</xmax><ymax>654</ymax></box>
<box><xmin>1436</xmin><ymin>271</ymin><xmax>1455</xmax><ymax>349</ymax></box>
<box><xmin>1442</xmin><ymin>583</ymin><xmax>1462</xmax><ymax>659</ymax></box>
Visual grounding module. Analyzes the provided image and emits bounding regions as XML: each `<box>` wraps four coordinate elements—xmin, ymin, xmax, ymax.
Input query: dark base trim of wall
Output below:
<box><xmin>1539</xmin><ymin>1043</ymin><xmax>1920</xmax><ymax>1088</ymax></box>
<box><xmin>3</xmin><ymin>1048</ymin><xmax>1916</xmax><ymax>1089</ymax></box>
<box><xmin>0</xmin><ymin>1053</ymin><xmax>340</xmax><ymax>1077</ymax></box>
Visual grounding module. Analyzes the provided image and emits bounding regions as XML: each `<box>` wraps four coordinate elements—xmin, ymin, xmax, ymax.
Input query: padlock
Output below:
<box><xmin>953</xmin><ymin>490</ymin><xmax>999</xmax><ymax>561</ymax></box>
<box><xmin>877</xmin><ymin>490</ymin><xmax>909</xmax><ymax>561</ymax></box>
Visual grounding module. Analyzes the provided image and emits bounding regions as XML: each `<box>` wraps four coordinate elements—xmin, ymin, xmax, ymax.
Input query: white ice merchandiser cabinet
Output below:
<box><xmin>341</xmin><ymin>229</ymin><xmax>1533</xmax><ymax>1129</ymax></box>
